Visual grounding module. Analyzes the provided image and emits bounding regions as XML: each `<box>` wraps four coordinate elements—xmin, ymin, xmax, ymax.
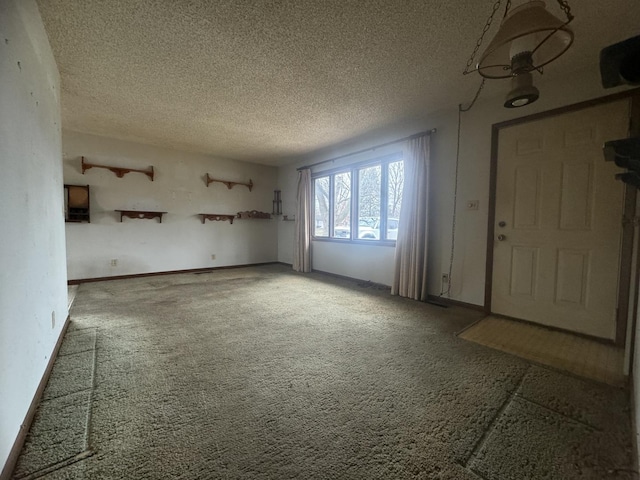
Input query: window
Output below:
<box><xmin>312</xmin><ymin>152</ymin><xmax>404</xmax><ymax>243</ymax></box>
<box><xmin>314</xmin><ymin>176</ymin><xmax>329</xmax><ymax>237</ymax></box>
<box><xmin>333</xmin><ymin>172</ymin><xmax>351</xmax><ymax>239</ymax></box>
<box><xmin>358</xmin><ymin>165</ymin><xmax>380</xmax><ymax>239</ymax></box>
<box><xmin>386</xmin><ymin>160</ymin><xmax>404</xmax><ymax>240</ymax></box>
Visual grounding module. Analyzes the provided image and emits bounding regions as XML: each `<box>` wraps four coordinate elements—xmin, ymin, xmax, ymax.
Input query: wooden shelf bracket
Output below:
<box><xmin>199</xmin><ymin>214</ymin><xmax>236</xmax><ymax>224</ymax></box>
<box><xmin>82</xmin><ymin>156</ymin><xmax>155</xmax><ymax>181</ymax></box>
<box><xmin>116</xmin><ymin>210</ymin><xmax>166</xmax><ymax>223</ymax></box>
<box><xmin>206</xmin><ymin>173</ymin><xmax>253</xmax><ymax>191</ymax></box>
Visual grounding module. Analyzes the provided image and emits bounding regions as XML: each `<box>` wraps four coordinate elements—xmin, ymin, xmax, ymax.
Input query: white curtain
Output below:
<box><xmin>293</xmin><ymin>168</ymin><xmax>312</xmax><ymax>272</ymax></box>
<box><xmin>392</xmin><ymin>135</ymin><xmax>430</xmax><ymax>301</ymax></box>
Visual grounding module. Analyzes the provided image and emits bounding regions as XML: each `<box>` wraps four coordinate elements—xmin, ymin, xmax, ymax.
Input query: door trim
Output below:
<box><xmin>485</xmin><ymin>87</ymin><xmax>640</xmax><ymax>345</ymax></box>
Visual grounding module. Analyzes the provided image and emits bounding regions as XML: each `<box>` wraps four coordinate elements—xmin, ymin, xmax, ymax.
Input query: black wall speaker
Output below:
<box><xmin>600</xmin><ymin>35</ymin><xmax>640</xmax><ymax>88</ymax></box>
<box><xmin>603</xmin><ymin>132</ymin><xmax>640</xmax><ymax>188</ymax></box>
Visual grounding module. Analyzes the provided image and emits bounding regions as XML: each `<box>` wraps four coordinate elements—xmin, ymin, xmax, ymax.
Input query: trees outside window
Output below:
<box><xmin>358</xmin><ymin>165</ymin><xmax>381</xmax><ymax>239</ymax></box>
<box><xmin>314</xmin><ymin>177</ymin><xmax>329</xmax><ymax>237</ymax></box>
<box><xmin>386</xmin><ymin>160</ymin><xmax>404</xmax><ymax>240</ymax></box>
<box><xmin>333</xmin><ymin>172</ymin><xmax>351</xmax><ymax>238</ymax></box>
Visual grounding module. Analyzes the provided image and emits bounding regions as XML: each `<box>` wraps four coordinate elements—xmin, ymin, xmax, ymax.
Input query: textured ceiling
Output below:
<box><xmin>36</xmin><ymin>0</ymin><xmax>640</xmax><ymax>165</ymax></box>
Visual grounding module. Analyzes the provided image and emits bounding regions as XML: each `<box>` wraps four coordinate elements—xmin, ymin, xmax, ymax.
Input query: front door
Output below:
<box><xmin>491</xmin><ymin>99</ymin><xmax>630</xmax><ymax>339</ymax></box>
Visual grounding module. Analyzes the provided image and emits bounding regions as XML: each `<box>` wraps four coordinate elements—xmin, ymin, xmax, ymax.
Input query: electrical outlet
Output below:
<box><xmin>441</xmin><ymin>273</ymin><xmax>450</xmax><ymax>292</ymax></box>
<box><xmin>111</xmin><ymin>259</ymin><xmax>118</xmax><ymax>267</ymax></box>
<box><xmin>211</xmin><ymin>254</ymin><xmax>216</xmax><ymax>260</ymax></box>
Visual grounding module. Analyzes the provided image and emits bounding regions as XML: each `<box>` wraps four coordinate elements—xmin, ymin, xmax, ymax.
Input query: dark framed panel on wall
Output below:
<box><xmin>64</xmin><ymin>184</ymin><xmax>90</xmax><ymax>223</ymax></box>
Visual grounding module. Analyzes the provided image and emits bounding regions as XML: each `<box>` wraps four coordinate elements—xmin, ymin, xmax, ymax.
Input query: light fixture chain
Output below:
<box><xmin>503</xmin><ymin>0</ymin><xmax>512</xmax><ymax>18</ymax></box>
<box><xmin>556</xmin><ymin>0</ymin><xmax>574</xmax><ymax>22</ymax></box>
<box><xmin>463</xmin><ymin>0</ymin><xmax>503</xmax><ymax>75</ymax></box>
<box><xmin>460</xmin><ymin>78</ymin><xmax>486</xmax><ymax>112</ymax></box>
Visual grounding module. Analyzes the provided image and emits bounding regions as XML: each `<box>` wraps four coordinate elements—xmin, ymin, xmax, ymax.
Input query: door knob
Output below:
<box><xmin>497</xmin><ymin>234</ymin><xmax>506</xmax><ymax>241</ymax></box>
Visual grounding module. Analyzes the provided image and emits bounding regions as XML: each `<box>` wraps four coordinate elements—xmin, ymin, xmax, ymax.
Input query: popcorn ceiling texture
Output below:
<box><xmin>36</xmin><ymin>0</ymin><xmax>640</xmax><ymax>164</ymax></box>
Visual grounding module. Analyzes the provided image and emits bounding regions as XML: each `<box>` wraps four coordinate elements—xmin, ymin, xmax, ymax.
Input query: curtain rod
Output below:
<box><xmin>296</xmin><ymin>128</ymin><xmax>437</xmax><ymax>171</ymax></box>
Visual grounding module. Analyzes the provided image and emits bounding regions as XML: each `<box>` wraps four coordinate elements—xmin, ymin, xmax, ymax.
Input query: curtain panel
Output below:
<box><xmin>293</xmin><ymin>168</ymin><xmax>312</xmax><ymax>272</ymax></box>
<box><xmin>392</xmin><ymin>135</ymin><xmax>430</xmax><ymax>300</ymax></box>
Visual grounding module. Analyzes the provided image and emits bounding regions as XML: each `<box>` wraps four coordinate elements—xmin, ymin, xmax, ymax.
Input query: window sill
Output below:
<box><xmin>312</xmin><ymin>237</ymin><xmax>397</xmax><ymax>247</ymax></box>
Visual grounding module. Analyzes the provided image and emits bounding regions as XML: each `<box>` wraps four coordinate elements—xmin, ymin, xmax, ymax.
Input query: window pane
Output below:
<box><xmin>332</xmin><ymin>172</ymin><xmax>351</xmax><ymax>238</ymax></box>
<box><xmin>386</xmin><ymin>160</ymin><xmax>404</xmax><ymax>240</ymax></box>
<box><xmin>358</xmin><ymin>165</ymin><xmax>381</xmax><ymax>240</ymax></box>
<box><xmin>314</xmin><ymin>176</ymin><xmax>329</xmax><ymax>237</ymax></box>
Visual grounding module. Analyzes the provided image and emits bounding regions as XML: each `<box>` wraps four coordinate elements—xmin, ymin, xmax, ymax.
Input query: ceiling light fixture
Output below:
<box><xmin>462</xmin><ymin>0</ymin><xmax>574</xmax><ymax>109</ymax></box>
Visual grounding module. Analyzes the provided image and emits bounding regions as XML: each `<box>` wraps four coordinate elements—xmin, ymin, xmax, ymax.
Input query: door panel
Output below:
<box><xmin>559</xmin><ymin>163</ymin><xmax>593</xmax><ymax>230</ymax></box>
<box><xmin>492</xmin><ymin>99</ymin><xmax>630</xmax><ymax>339</ymax></box>
<box><xmin>513</xmin><ymin>166</ymin><xmax>541</xmax><ymax>228</ymax></box>
<box><xmin>555</xmin><ymin>249</ymin><xmax>589</xmax><ymax>306</ymax></box>
<box><xmin>509</xmin><ymin>246</ymin><xmax>538</xmax><ymax>298</ymax></box>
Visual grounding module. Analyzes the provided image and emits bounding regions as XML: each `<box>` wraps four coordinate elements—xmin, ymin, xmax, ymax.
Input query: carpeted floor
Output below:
<box><xmin>13</xmin><ymin>265</ymin><xmax>635</xmax><ymax>479</ymax></box>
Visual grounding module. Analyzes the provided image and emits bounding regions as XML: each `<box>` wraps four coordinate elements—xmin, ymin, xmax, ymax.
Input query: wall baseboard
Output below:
<box><xmin>309</xmin><ymin>272</ymin><xmax>487</xmax><ymax>311</ymax></box>
<box><xmin>67</xmin><ymin>262</ymin><xmax>281</xmax><ymax>285</ymax></box>
<box><xmin>0</xmin><ymin>314</ymin><xmax>70</xmax><ymax>480</ymax></box>
<box><xmin>311</xmin><ymin>268</ymin><xmax>391</xmax><ymax>288</ymax></box>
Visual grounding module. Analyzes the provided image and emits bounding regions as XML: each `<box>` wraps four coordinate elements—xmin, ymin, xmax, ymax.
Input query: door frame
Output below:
<box><xmin>484</xmin><ymin>87</ymin><xmax>640</xmax><ymax>345</ymax></box>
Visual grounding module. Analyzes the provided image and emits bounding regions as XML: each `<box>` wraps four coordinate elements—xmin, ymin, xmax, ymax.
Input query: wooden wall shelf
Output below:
<box><xmin>82</xmin><ymin>157</ymin><xmax>155</xmax><ymax>181</ymax></box>
<box><xmin>199</xmin><ymin>214</ymin><xmax>236</xmax><ymax>224</ymax></box>
<box><xmin>237</xmin><ymin>210</ymin><xmax>271</xmax><ymax>219</ymax></box>
<box><xmin>206</xmin><ymin>173</ymin><xmax>253</xmax><ymax>191</ymax></box>
<box><xmin>115</xmin><ymin>210</ymin><xmax>166</xmax><ymax>223</ymax></box>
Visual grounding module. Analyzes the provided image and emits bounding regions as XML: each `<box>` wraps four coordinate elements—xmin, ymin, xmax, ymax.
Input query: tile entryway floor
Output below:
<box><xmin>459</xmin><ymin>316</ymin><xmax>625</xmax><ymax>386</ymax></box>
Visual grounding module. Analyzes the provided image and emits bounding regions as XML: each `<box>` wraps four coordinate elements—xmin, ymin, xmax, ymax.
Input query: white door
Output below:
<box><xmin>491</xmin><ymin>99</ymin><xmax>630</xmax><ymax>339</ymax></box>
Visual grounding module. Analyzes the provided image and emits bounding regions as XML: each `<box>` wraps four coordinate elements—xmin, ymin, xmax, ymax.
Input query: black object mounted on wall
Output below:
<box><xmin>604</xmin><ymin>138</ymin><xmax>640</xmax><ymax>188</ymax></box>
<box><xmin>600</xmin><ymin>35</ymin><xmax>640</xmax><ymax>88</ymax></box>
<box><xmin>64</xmin><ymin>184</ymin><xmax>90</xmax><ymax>222</ymax></box>
<box><xmin>600</xmin><ymin>35</ymin><xmax>640</xmax><ymax>188</ymax></box>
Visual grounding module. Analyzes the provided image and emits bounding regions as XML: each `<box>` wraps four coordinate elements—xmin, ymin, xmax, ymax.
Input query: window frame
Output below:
<box><xmin>311</xmin><ymin>151</ymin><xmax>403</xmax><ymax>246</ymax></box>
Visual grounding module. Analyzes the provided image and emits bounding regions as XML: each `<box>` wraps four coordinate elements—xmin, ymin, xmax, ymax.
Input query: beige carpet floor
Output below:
<box><xmin>459</xmin><ymin>316</ymin><xmax>626</xmax><ymax>387</ymax></box>
<box><xmin>13</xmin><ymin>265</ymin><xmax>635</xmax><ymax>479</ymax></box>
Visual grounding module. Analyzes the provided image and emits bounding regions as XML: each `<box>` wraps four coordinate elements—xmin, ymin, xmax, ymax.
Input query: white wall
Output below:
<box><xmin>277</xmin><ymin>144</ymin><xmax>399</xmax><ymax>284</ymax></box>
<box><xmin>63</xmin><ymin>131</ymin><xmax>279</xmax><ymax>280</ymax></box>
<box><xmin>0</xmin><ymin>0</ymin><xmax>67</xmax><ymax>472</ymax></box>
<box><xmin>279</xmin><ymin>66</ymin><xmax>632</xmax><ymax>298</ymax></box>
<box><xmin>312</xmin><ymin>241</ymin><xmax>395</xmax><ymax>285</ymax></box>
<box><xmin>277</xmin><ymin>166</ymin><xmax>297</xmax><ymax>265</ymax></box>
<box><xmin>426</xmin><ymin>70</ymin><xmax>633</xmax><ymax>305</ymax></box>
